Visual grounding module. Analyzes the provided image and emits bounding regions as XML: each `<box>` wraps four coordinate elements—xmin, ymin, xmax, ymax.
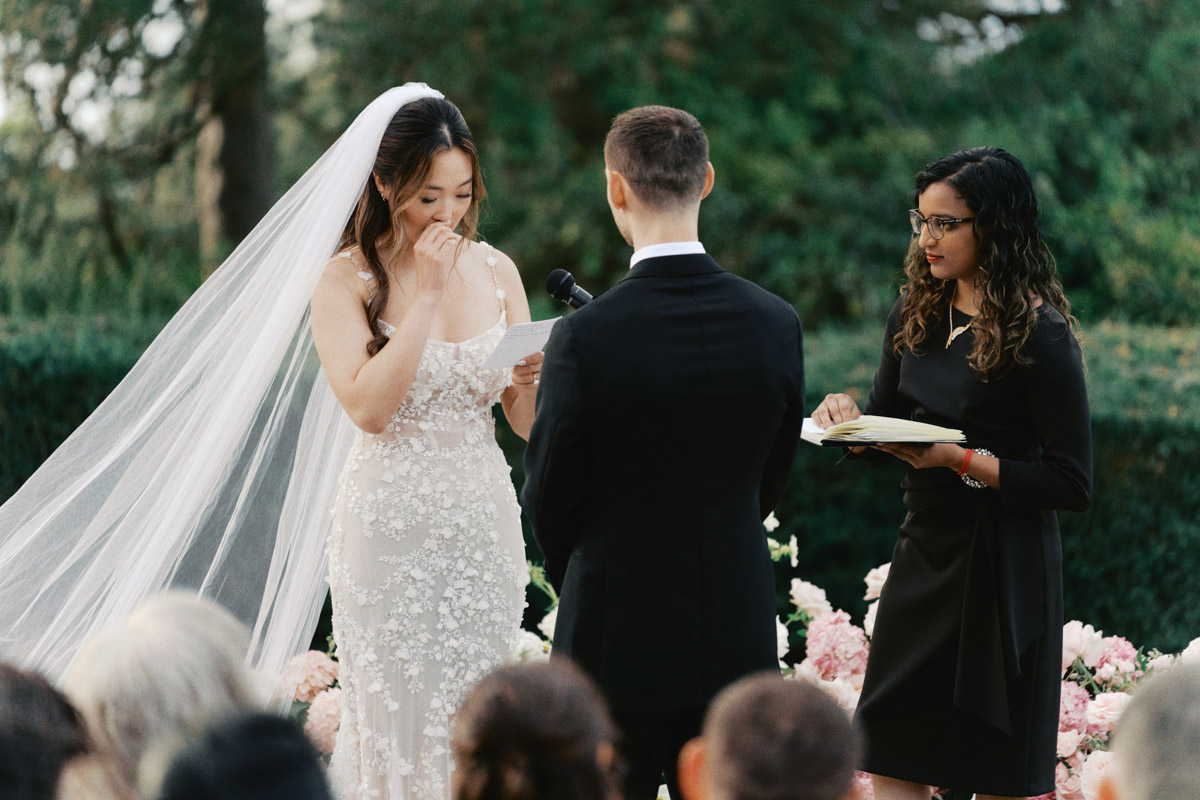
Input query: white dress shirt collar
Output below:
<box><xmin>629</xmin><ymin>241</ymin><xmax>706</xmax><ymax>269</ymax></box>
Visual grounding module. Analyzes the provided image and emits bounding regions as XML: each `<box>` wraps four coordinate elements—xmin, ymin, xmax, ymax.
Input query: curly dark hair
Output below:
<box><xmin>895</xmin><ymin>146</ymin><xmax>1079</xmax><ymax>378</ymax></box>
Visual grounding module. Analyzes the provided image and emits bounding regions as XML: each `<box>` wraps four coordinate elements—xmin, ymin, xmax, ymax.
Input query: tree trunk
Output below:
<box><xmin>193</xmin><ymin>0</ymin><xmax>276</xmax><ymax>276</ymax></box>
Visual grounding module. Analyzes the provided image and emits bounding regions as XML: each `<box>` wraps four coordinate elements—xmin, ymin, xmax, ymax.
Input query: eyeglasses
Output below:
<box><xmin>909</xmin><ymin>210</ymin><xmax>974</xmax><ymax>240</ymax></box>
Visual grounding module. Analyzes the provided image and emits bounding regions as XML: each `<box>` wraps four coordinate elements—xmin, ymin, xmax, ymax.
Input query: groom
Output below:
<box><xmin>521</xmin><ymin>106</ymin><xmax>806</xmax><ymax>800</ymax></box>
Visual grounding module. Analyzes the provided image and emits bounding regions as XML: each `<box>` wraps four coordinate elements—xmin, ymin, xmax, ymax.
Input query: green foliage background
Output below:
<box><xmin>2</xmin><ymin>1</ymin><xmax>1199</xmax><ymax>654</ymax></box>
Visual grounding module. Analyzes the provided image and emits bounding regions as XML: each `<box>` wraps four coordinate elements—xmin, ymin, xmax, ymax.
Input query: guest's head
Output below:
<box><xmin>156</xmin><ymin>712</ymin><xmax>333</xmax><ymax>800</ymax></box>
<box><xmin>603</xmin><ymin>105</ymin><xmax>715</xmax><ymax>244</ymax></box>
<box><xmin>899</xmin><ymin>146</ymin><xmax>1076</xmax><ymax>378</ymax></box>
<box><xmin>342</xmin><ymin>94</ymin><xmax>484</xmax><ymax>355</ymax></box>
<box><xmin>60</xmin><ymin>591</ymin><xmax>258</xmax><ymax>799</ymax></box>
<box><xmin>678</xmin><ymin>673</ymin><xmax>861</xmax><ymax>800</ymax></box>
<box><xmin>1098</xmin><ymin>664</ymin><xmax>1200</xmax><ymax>800</ymax></box>
<box><xmin>451</xmin><ymin>660</ymin><xmax>622</xmax><ymax>800</ymax></box>
<box><xmin>0</xmin><ymin>662</ymin><xmax>89</xmax><ymax>800</ymax></box>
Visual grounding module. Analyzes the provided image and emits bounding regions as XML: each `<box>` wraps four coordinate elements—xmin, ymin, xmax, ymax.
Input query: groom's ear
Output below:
<box><xmin>606</xmin><ymin>167</ymin><xmax>629</xmax><ymax>210</ymax></box>
<box><xmin>699</xmin><ymin>162</ymin><xmax>715</xmax><ymax>200</ymax></box>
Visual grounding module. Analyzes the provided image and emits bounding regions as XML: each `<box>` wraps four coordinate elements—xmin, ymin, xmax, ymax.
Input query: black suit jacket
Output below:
<box><xmin>520</xmin><ymin>253</ymin><xmax>805</xmax><ymax>712</ymax></box>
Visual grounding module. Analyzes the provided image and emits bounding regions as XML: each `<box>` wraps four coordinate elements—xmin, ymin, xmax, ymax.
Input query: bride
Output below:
<box><xmin>314</xmin><ymin>95</ymin><xmax>539</xmax><ymax>798</ymax></box>
<box><xmin>0</xmin><ymin>84</ymin><xmax>538</xmax><ymax>800</ymax></box>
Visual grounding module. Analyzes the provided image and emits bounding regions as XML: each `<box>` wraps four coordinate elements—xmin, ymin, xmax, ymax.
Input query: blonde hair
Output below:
<box><xmin>60</xmin><ymin>592</ymin><xmax>257</xmax><ymax>800</ymax></box>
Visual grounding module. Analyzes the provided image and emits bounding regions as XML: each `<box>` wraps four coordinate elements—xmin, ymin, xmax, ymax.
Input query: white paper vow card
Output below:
<box><xmin>482</xmin><ymin>318</ymin><xmax>561</xmax><ymax>369</ymax></box>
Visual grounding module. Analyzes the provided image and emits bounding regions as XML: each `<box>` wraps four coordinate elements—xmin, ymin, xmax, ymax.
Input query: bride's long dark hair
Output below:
<box><xmin>895</xmin><ymin>146</ymin><xmax>1079</xmax><ymax>378</ymax></box>
<box><xmin>340</xmin><ymin>97</ymin><xmax>485</xmax><ymax>356</ymax></box>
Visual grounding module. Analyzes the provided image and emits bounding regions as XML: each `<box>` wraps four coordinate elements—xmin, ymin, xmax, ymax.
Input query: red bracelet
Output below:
<box><xmin>958</xmin><ymin>448</ymin><xmax>975</xmax><ymax>476</ymax></box>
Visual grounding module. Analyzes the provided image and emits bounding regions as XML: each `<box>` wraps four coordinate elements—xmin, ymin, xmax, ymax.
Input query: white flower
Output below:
<box><xmin>1181</xmin><ymin>637</ymin><xmax>1200</xmax><ymax>665</ymax></box>
<box><xmin>1086</xmin><ymin>692</ymin><xmax>1132</xmax><ymax>732</ymax></box>
<box><xmin>777</xmin><ymin>617</ymin><xmax>791</xmax><ymax>659</ymax></box>
<box><xmin>1057</xmin><ymin>729</ymin><xmax>1084</xmax><ymax>759</ymax></box>
<box><xmin>1063</xmin><ymin>620</ymin><xmax>1105</xmax><ymax>672</ymax></box>
<box><xmin>763</xmin><ymin>512</ymin><xmax>780</xmax><ymax>532</ymax></box>
<box><xmin>863</xmin><ymin>562</ymin><xmax>891</xmax><ymax>601</ymax></box>
<box><xmin>1147</xmin><ymin>653</ymin><xmax>1175</xmax><ymax>673</ymax></box>
<box><xmin>788</xmin><ymin>658</ymin><xmax>823</xmax><ymax>685</ymax></box>
<box><xmin>815</xmin><ymin>676</ymin><xmax>860</xmax><ymax>714</ymax></box>
<box><xmin>537</xmin><ymin>606</ymin><xmax>558</xmax><ymax>641</ymax></box>
<box><xmin>1095</xmin><ymin>663</ymin><xmax>1117</xmax><ymax>682</ymax></box>
<box><xmin>789</xmin><ymin>578</ymin><xmax>833</xmax><ymax>618</ymax></box>
<box><xmin>1080</xmin><ymin>750</ymin><xmax>1114</xmax><ymax>800</ymax></box>
<box><xmin>788</xmin><ymin>534</ymin><xmax>799</xmax><ymax>569</ymax></box>
<box><xmin>863</xmin><ymin>600</ymin><xmax>879</xmax><ymax>638</ymax></box>
<box><xmin>514</xmin><ymin>629</ymin><xmax>551</xmax><ymax>663</ymax></box>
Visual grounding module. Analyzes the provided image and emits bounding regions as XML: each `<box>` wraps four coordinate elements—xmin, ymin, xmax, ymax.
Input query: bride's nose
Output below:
<box><xmin>431</xmin><ymin>198</ymin><xmax>454</xmax><ymax>223</ymax></box>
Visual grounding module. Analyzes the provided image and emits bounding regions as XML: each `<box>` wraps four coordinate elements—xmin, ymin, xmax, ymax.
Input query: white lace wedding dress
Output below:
<box><xmin>326</xmin><ymin>248</ymin><xmax>527</xmax><ymax>800</ymax></box>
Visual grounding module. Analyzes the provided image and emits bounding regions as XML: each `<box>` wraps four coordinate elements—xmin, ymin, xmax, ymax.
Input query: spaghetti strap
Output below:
<box><xmin>484</xmin><ymin>243</ymin><xmax>505</xmax><ymax>315</ymax></box>
<box><xmin>336</xmin><ymin>250</ymin><xmax>378</xmax><ymax>300</ymax></box>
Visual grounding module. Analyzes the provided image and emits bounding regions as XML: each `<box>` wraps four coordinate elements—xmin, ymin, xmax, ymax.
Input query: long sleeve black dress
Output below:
<box><xmin>853</xmin><ymin>295</ymin><xmax>1091</xmax><ymax>797</ymax></box>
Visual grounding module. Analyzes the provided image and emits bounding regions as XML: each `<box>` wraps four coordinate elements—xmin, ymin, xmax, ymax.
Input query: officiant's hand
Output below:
<box><xmin>812</xmin><ymin>393</ymin><xmax>862</xmax><ymax>428</ymax></box>
<box><xmin>875</xmin><ymin>442</ymin><xmax>962</xmax><ymax>471</ymax></box>
<box><xmin>512</xmin><ymin>351</ymin><xmax>544</xmax><ymax>386</ymax></box>
<box><xmin>411</xmin><ymin>222</ymin><xmax>461</xmax><ymax>295</ymax></box>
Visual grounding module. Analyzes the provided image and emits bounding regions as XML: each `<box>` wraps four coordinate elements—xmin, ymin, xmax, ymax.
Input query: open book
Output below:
<box><xmin>802</xmin><ymin>415</ymin><xmax>967</xmax><ymax>446</ymax></box>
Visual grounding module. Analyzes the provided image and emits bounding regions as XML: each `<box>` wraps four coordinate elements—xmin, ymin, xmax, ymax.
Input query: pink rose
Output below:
<box><xmin>1057</xmin><ymin>729</ymin><xmax>1085</xmax><ymax>759</ymax></box>
<box><xmin>304</xmin><ymin>686</ymin><xmax>342</xmax><ymax>754</ymax></box>
<box><xmin>805</xmin><ymin>610</ymin><xmax>869</xmax><ymax>681</ymax></box>
<box><xmin>1080</xmin><ymin>751</ymin><xmax>1113</xmax><ymax>800</ymax></box>
<box><xmin>863</xmin><ymin>563</ymin><xmax>891</xmax><ymax>601</ymax></box>
<box><xmin>1059</xmin><ymin>680</ymin><xmax>1090</xmax><ymax>733</ymax></box>
<box><xmin>284</xmin><ymin>649</ymin><xmax>339</xmax><ymax>703</ymax></box>
<box><xmin>1056</xmin><ymin>761</ymin><xmax>1084</xmax><ymax>800</ymax></box>
<box><xmin>1086</xmin><ymin>692</ymin><xmax>1132</xmax><ymax>733</ymax></box>
<box><xmin>1030</xmin><ymin>793</ymin><xmax>1055</xmax><ymax>800</ymax></box>
<box><xmin>1062</xmin><ymin>621</ymin><xmax>1104</xmax><ymax>673</ymax></box>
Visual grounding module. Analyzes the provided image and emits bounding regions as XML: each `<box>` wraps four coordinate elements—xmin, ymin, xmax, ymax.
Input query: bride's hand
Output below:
<box><xmin>511</xmin><ymin>351</ymin><xmax>544</xmax><ymax>387</ymax></box>
<box><xmin>411</xmin><ymin>223</ymin><xmax>461</xmax><ymax>296</ymax></box>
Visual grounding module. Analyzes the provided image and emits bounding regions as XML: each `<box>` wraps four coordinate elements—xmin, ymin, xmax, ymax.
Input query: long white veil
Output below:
<box><xmin>0</xmin><ymin>83</ymin><xmax>443</xmax><ymax>692</ymax></box>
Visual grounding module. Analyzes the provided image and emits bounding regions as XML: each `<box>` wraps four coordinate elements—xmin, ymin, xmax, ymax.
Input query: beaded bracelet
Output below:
<box><xmin>960</xmin><ymin>447</ymin><xmax>994</xmax><ymax>489</ymax></box>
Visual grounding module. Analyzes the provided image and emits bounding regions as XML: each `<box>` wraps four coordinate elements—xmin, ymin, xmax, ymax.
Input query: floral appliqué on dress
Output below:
<box><xmin>326</xmin><ymin>248</ymin><xmax>527</xmax><ymax>800</ymax></box>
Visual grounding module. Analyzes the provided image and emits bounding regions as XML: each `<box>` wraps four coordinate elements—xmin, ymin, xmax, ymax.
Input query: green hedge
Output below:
<box><xmin>3</xmin><ymin>317</ymin><xmax>1198</xmax><ymax>653</ymax></box>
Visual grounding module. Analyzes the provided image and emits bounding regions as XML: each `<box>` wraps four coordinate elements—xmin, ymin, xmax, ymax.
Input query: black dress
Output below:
<box><xmin>853</xmin><ymin>296</ymin><xmax>1091</xmax><ymax>797</ymax></box>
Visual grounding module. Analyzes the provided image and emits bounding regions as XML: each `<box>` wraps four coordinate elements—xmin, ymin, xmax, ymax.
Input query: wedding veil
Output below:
<box><xmin>0</xmin><ymin>83</ymin><xmax>443</xmax><ymax>692</ymax></box>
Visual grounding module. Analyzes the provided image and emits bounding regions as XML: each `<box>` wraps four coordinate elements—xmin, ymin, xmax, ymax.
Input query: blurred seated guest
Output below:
<box><xmin>1097</xmin><ymin>664</ymin><xmax>1200</xmax><ymax>800</ymax></box>
<box><xmin>156</xmin><ymin>712</ymin><xmax>333</xmax><ymax>800</ymax></box>
<box><xmin>0</xmin><ymin>662</ymin><xmax>89</xmax><ymax>800</ymax></box>
<box><xmin>58</xmin><ymin>592</ymin><xmax>259</xmax><ymax>800</ymax></box>
<box><xmin>451</xmin><ymin>660</ymin><xmax>623</xmax><ymax>800</ymax></box>
<box><xmin>677</xmin><ymin>673</ymin><xmax>862</xmax><ymax>800</ymax></box>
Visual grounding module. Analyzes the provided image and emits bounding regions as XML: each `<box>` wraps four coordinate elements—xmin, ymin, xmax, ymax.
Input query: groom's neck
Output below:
<box><xmin>627</xmin><ymin>209</ymin><xmax>702</xmax><ymax>251</ymax></box>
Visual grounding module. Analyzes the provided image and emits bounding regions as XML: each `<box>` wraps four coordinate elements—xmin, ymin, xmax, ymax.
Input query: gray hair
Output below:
<box><xmin>61</xmin><ymin>592</ymin><xmax>258</xmax><ymax>798</ymax></box>
<box><xmin>1110</xmin><ymin>664</ymin><xmax>1200</xmax><ymax>800</ymax></box>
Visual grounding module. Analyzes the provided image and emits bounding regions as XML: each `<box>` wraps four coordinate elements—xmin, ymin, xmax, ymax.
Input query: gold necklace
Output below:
<box><xmin>946</xmin><ymin>285</ymin><xmax>972</xmax><ymax>348</ymax></box>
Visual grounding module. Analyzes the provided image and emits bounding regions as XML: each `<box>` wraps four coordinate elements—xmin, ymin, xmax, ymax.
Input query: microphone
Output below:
<box><xmin>546</xmin><ymin>269</ymin><xmax>593</xmax><ymax>309</ymax></box>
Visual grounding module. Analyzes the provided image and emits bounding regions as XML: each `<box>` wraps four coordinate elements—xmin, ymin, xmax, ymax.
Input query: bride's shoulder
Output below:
<box><xmin>317</xmin><ymin>248</ymin><xmax>372</xmax><ymax>298</ymax></box>
<box><xmin>469</xmin><ymin>239</ymin><xmax>520</xmax><ymax>282</ymax></box>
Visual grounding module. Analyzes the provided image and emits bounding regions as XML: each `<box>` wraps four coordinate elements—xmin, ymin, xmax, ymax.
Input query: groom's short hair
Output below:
<box><xmin>703</xmin><ymin>673</ymin><xmax>860</xmax><ymax>800</ymax></box>
<box><xmin>605</xmin><ymin>106</ymin><xmax>709</xmax><ymax>210</ymax></box>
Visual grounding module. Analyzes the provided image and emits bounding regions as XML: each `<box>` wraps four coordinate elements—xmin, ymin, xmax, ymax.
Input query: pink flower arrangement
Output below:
<box><xmin>284</xmin><ymin>649</ymin><xmax>340</xmax><ymax>703</ymax></box>
<box><xmin>1059</xmin><ymin>680</ymin><xmax>1090</xmax><ymax>733</ymax></box>
<box><xmin>304</xmin><ymin>686</ymin><xmax>342</xmax><ymax>755</ymax></box>
<box><xmin>804</xmin><ymin>610</ymin><xmax>869</xmax><ymax>682</ymax></box>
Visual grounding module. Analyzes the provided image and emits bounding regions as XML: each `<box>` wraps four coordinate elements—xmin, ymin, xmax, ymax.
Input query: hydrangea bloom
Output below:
<box><xmin>863</xmin><ymin>563</ymin><xmax>890</xmax><ymax>601</ymax></box>
<box><xmin>284</xmin><ymin>649</ymin><xmax>339</xmax><ymax>703</ymax></box>
<box><xmin>1059</xmin><ymin>679</ymin><xmax>1090</xmax><ymax>733</ymax></box>
<box><xmin>304</xmin><ymin>686</ymin><xmax>342</xmax><ymax>754</ymax></box>
<box><xmin>805</xmin><ymin>610</ymin><xmax>868</xmax><ymax>681</ymax></box>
